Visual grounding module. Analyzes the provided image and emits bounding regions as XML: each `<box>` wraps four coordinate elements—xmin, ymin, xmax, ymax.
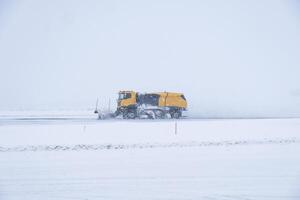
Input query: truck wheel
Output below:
<box><xmin>124</xmin><ymin>111</ymin><xmax>136</xmax><ymax>119</ymax></box>
<box><xmin>128</xmin><ymin>112</ymin><xmax>136</xmax><ymax>119</ymax></box>
<box><xmin>171</xmin><ymin>111</ymin><xmax>181</xmax><ymax>119</ymax></box>
<box><xmin>154</xmin><ymin>110</ymin><xmax>165</xmax><ymax>119</ymax></box>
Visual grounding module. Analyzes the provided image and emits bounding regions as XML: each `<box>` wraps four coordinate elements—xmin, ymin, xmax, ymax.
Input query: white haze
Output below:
<box><xmin>0</xmin><ymin>0</ymin><xmax>299</xmax><ymax>117</ymax></box>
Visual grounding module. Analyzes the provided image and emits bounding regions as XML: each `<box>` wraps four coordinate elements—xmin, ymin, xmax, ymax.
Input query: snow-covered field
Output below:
<box><xmin>0</xmin><ymin>112</ymin><xmax>300</xmax><ymax>200</ymax></box>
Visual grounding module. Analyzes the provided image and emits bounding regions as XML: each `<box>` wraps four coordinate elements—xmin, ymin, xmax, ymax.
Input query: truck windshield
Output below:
<box><xmin>119</xmin><ymin>93</ymin><xmax>131</xmax><ymax>100</ymax></box>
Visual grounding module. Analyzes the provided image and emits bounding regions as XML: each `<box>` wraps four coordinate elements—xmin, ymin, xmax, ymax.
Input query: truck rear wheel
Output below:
<box><xmin>154</xmin><ymin>110</ymin><xmax>165</xmax><ymax>119</ymax></box>
<box><xmin>170</xmin><ymin>110</ymin><xmax>182</xmax><ymax>119</ymax></box>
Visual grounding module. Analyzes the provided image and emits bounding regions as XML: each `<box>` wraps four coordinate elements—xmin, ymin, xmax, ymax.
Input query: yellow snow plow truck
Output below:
<box><xmin>114</xmin><ymin>91</ymin><xmax>187</xmax><ymax>119</ymax></box>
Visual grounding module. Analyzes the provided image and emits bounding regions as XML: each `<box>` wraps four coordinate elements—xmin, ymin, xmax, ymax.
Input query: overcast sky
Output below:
<box><xmin>0</xmin><ymin>0</ymin><xmax>299</xmax><ymax>117</ymax></box>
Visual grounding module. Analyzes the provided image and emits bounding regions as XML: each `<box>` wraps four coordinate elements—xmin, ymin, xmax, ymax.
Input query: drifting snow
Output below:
<box><xmin>0</xmin><ymin>138</ymin><xmax>298</xmax><ymax>153</ymax></box>
<box><xmin>0</xmin><ymin>113</ymin><xmax>300</xmax><ymax>200</ymax></box>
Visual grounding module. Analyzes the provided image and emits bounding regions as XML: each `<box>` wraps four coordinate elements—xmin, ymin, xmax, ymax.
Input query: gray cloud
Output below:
<box><xmin>0</xmin><ymin>0</ymin><xmax>299</xmax><ymax>117</ymax></box>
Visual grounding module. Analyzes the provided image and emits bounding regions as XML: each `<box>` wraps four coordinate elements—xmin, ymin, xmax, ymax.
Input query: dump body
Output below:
<box><xmin>157</xmin><ymin>92</ymin><xmax>187</xmax><ymax>109</ymax></box>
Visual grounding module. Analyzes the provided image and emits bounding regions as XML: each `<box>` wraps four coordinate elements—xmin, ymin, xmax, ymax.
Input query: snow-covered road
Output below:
<box><xmin>0</xmin><ymin>116</ymin><xmax>300</xmax><ymax>199</ymax></box>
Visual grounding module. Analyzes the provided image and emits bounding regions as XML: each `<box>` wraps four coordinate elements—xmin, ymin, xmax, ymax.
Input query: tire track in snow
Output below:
<box><xmin>0</xmin><ymin>138</ymin><xmax>298</xmax><ymax>153</ymax></box>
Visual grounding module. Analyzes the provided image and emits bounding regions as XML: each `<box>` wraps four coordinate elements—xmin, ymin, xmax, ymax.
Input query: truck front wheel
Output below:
<box><xmin>123</xmin><ymin>110</ymin><xmax>136</xmax><ymax>119</ymax></box>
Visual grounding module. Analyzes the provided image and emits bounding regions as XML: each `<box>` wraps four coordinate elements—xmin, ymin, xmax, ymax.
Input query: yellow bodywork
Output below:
<box><xmin>118</xmin><ymin>91</ymin><xmax>187</xmax><ymax>110</ymax></box>
<box><xmin>157</xmin><ymin>92</ymin><xmax>187</xmax><ymax>109</ymax></box>
<box><xmin>118</xmin><ymin>91</ymin><xmax>137</xmax><ymax>107</ymax></box>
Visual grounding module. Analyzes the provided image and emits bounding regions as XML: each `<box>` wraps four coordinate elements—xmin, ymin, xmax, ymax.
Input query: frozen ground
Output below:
<box><xmin>0</xmin><ymin>111</ymin><xmax>300</xmax><ymax>200</ymax></box>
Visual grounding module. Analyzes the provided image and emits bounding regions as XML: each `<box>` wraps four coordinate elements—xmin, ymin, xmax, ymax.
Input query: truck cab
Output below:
<box><xmin>118</xmin><ymin>91</ymin><xmax>137</xmax><ymax>107</ymax></box>
<box><xmin>116</xmin><ymin>91</ymin><xmax>138</xmax><ymax>118</ymax></box>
